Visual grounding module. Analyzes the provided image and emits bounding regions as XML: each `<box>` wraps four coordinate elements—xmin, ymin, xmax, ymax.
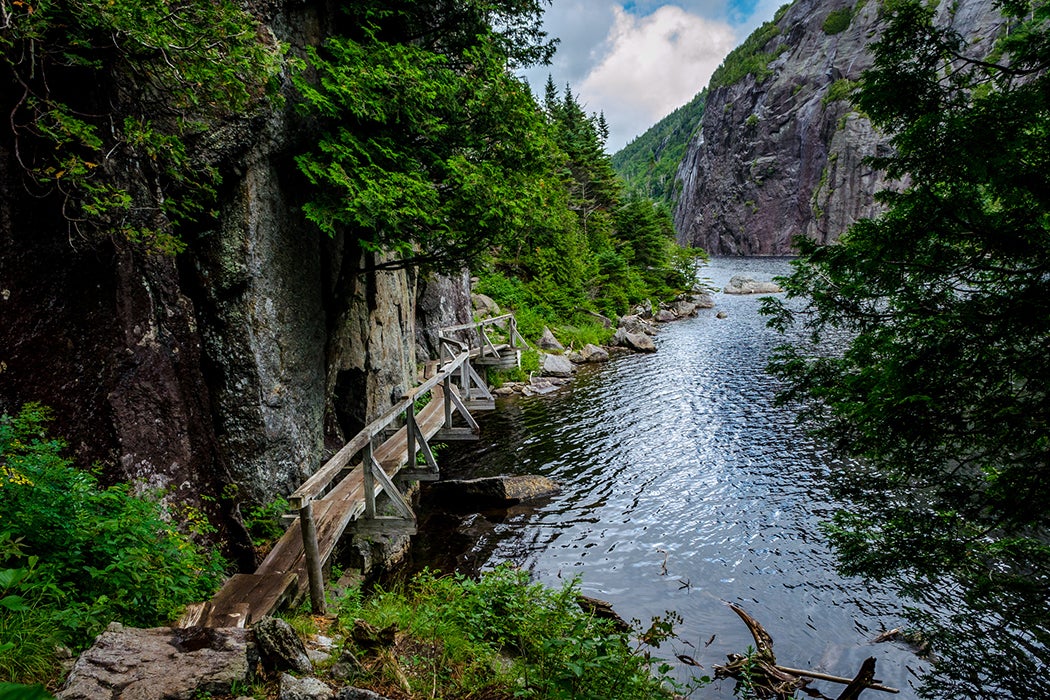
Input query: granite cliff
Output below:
<box><xmin>673</xmin><ymin>0</ymin><xmax>1006</xmax><ymax>255</ymax></box>
<box><xmin>0</xmin><ymin>1</ymin><xmax>472</xmax><ymax>565</ymax></box>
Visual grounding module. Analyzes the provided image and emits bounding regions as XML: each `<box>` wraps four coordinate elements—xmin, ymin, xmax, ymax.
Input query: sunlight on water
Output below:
<box><xmin>416</xmin><ymin>257</ymin><xmax>929</xmax><ymax>698</ymax></box>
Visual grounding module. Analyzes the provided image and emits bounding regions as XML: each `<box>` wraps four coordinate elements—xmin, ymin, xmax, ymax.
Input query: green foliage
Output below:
<box><xmin>0</xmin><ymin>404</ymin><xmax>226</xmax><ymax>680</ymax></box>
<box><xmin>340</xmin><ymin>566</ymin><xmax>694</xmax><ymax>698</ymax></box>
<box><xmin>822</xmin><ymin>7</ymin><xmax>856</xmax><ymax>34</ymax></box>
<box><xmin>822</xmin><ymin>78</ymin><xmax>858</xmax><ymax>106</ymax></box>
<box><xmin>0</xmin><ymin>684</ymin><xmax>52</xmax><ymax>700</ymax></box>
<box><xmin>611</xmin><ymin>89</ymin><xmax>707</xmax><ymax>206</ymax></box>
<box><xmin>293</xmin><ymin>1</ymin><xmax>557</xmax><ymax>269</ymax></box>
<box><xmin>0</xmin><ymin>0</ymin><xmax>281</xmax><ymax>253</ymax></box>
<box><xmin>764</xmin><ymin>1</ymin><xmax>1050</xmax><ymax>696</ymax></box>
<box><xmin>709</xmin><ymin>21</ymin><xmax>785</xmax><ymax>90</ymax></box>
<box><xmin>243</xmin><ymin>496</ymin><xmax>290</xmax><ymax>550</ymax></box>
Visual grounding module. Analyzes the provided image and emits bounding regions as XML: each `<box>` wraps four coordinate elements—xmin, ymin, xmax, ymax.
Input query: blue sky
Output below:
<box><xmin>520</xmin><ymin>0</ymin><xmax>784</xmax><ymax>152</ymax></box>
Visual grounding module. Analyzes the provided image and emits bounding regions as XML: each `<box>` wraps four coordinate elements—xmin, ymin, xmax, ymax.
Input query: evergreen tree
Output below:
<box><xmin>764</xmin><ymin>2</ymin><xmax>1050</xmax><ymax>696</ymax></box>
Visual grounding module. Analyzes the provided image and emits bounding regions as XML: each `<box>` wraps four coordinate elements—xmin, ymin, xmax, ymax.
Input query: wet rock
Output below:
<box><xmin>540</xmin><ymin>352</ymin><xmax>574</xmax><ymax>377</ymax></box>
<box><xmin>716</xmin><ymin>311</ymin><xmax>728</xmax><ymax>319</ymax></box>
<box><xmin>278</xmin><ymin>674</ymin><xmax>333</xmax><ymax>700</ymax></box>
<box><xmin>672</xmin><ymin>300</ymin><xmax>699</xmax><ymax>317</ymax></box>
<box><xmin>579</xmin><ymin>343</ymin><xmax>609</xmax><ymax>363</ymax></box>
<box><xmin>538</xmin><ymin>326</ymin><xmax>565</xmax><ymax>351</ymax></box>
<box><xmin>618</xmin><ymin>314</ymin><xmax>658</xmax><ymax>335</ymax></box>
<box><xmin>655</xmin><ymin>308</ymin><xmax>677</xmax><ymax>323</ymax></box>
<box><xmin>612</xmin><ymin>327</ymin><xmax>657</xmax><ymax>353</ymax></box>
<box><xmin>691</xmin><ymin>293</ymin><xmax>715</xmax><ymax>309</ymax></box>
<box><xmin>253</xmin><ymin>617</ymin><xmax>312</xmax><ymax>674</ymax></box>
<box><xmin>428</xmin><ymin>475</ymin><xmax>561</xmax><ymax>509</ymax></box>
<box><xmin>58</xmin><ymin>624</ymin><xmax>249</xmax><ymax>700</ymax></box>
<box><xmin>723</xmin><ymin>276</ymin><xmax>784</xmax><ymax>295</ymax></box>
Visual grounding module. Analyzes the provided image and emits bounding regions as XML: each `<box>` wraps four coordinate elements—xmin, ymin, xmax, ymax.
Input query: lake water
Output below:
<box><xmin>411</xmin><ymin>257</ymin><xmax>928</xmax><ymax>698</ymax></box>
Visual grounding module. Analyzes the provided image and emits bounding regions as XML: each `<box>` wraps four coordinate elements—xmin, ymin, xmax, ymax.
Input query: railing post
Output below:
<box><xmin>299</xmin><ymin>501</ymin><xmax>326</xmax><ymax>614</ymax></box>
<box><xmin>363</xmin><ymin>438</ymin><xmax>376</xmax><ymax>520</ymax></box>
<box><xmin>406</xmin><ymin>400</ymin><xmax>417</xmax><ymax>467</ymax></box>
<box><xmin>510</xmin><ymin>316</ymin><xmax>517</xmax><ymax>348</ymax></box>
<box><xmin>460</xmin><ymin>357</ymin><xmax>470</xmax><ymax>399</ymax></box>
<box><xmin>443</xmin><ymin>376</ymin><xmax>453</xmax><ymax>428</ymax></box>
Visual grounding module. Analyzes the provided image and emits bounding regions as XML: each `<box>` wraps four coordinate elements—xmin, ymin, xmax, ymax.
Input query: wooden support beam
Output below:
<box><xmin>363</xmin><ymin>440</ymin><xmax>376</xmax><ymax>520</ymax></box>
<box><xmin>448</xmin><ymin>385</ymin><xmax>480</xmax><ymax>431</ymax></box>
<box><xmin>299</xmin><ymin>502</ymin><xmax>326</xmax><ymax>615</ymax></box>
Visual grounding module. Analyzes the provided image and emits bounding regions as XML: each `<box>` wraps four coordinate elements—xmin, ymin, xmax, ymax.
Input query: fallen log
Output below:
<box><xmin>714</xmin><ymin>603</ymin><xmax>899</xmax><ymax>699</ymax></box>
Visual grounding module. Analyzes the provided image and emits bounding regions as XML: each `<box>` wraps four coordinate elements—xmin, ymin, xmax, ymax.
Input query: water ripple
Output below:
<box><xmin>420</xmin><ymin>258</ymin><xmax>927</xmax><ymax>698</ymax></box>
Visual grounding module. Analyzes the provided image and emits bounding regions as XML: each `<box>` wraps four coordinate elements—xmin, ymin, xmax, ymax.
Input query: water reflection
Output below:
<box><xmin>413</xmin><ymin>257</ymin><xmax>928</xmax><ymax>698</ymax></box>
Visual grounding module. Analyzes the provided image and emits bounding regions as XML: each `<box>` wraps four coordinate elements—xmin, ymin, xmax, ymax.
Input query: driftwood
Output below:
<box><xmin>714</xmin><ymin>603</ymin><xmax>899</xmax><ymax>700</ymax></box>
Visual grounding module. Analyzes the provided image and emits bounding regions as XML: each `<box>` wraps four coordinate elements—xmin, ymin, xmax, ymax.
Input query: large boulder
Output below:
<box><xmin>691</xmin><ymin>293</ymin><xmax>715</xmax><ymax>309</ymax></box>
<box><xmin>672</xmin><ymin>300</ymin><xmax>699</xmax><ymax>317</ymax></box>
<box><xmin>58</xmin><ymin>624</ymin><xmax>249</xmax><ymax>700</ymax></box>
<box><xmin>540</xmin><ymin>352</ymin><xmax>574</xmax><ymax>377</ymax></box>
<box><xmin>428</xmin><ymin>475</ymin><xmax>561</xmax><ymax>509</ymax></box>
<box><xmin>612</xmin><ymin>327</ymin><xmax>656</xmax><ymax>353</ymax></box>
<box><xmin>538</xmin><ymin>326</ymin><xmax>565</xmax><ymax>352</ymax></box>
<box><xmin>723</xmin><ymin>276</ymin><xmax>784</xmax><ymax>295</ymax></box>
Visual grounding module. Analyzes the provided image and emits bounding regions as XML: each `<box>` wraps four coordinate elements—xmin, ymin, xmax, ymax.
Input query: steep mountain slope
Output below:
<box><xmin>673</xmin><ymin>0</ymin><xmax>1005</xmax><ymax>255</ymax></box>
<box><xmin>611</xmin><ymin>89</ymin><xmax>706</xmax><ymax>206</ymax></box>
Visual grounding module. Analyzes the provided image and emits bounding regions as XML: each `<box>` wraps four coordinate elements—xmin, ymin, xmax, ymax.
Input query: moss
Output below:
<box><xmin>823</xmin><ymin>7</ymin><xmax>855</xmax><ymax>34</ymax></box>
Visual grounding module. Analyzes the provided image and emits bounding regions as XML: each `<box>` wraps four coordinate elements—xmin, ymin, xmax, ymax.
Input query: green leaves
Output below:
<box><xmin>766</xmin><ymin>1</ymin><xmax>1050</xmax><ymax>695</ymax></box>
<box><xmin>293</xmin><ymin>2</ymin><xmax>556</xmax><ymax>269</ymax></box>
<box><xmin>1</xmin><ymin>0</ymin><xmax>281</xmax><ymax>252</ymax></box>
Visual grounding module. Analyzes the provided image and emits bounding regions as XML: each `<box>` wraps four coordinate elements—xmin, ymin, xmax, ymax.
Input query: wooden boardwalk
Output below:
<box><xmin>179</xmin><ymin>319</ymin><xmax>521</xmax><ymax>629</ymax></box>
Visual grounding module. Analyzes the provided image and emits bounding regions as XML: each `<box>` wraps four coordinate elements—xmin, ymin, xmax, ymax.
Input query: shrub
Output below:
<box><xmin>0</xmin><ymin>404</ymin><xmax>226</xmax><ymax>668</ymax></box>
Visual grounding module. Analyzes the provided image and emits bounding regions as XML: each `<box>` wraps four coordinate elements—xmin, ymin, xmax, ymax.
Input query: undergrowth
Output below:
<box><xmin>319</xmin><ymin>565</ymin><xmax>702</xmax><ymax>699</ymax></box>
<box><xmin>0</xmin><ymin>404</ymin><xmax>226</xmax><ymax>685</ymax></box>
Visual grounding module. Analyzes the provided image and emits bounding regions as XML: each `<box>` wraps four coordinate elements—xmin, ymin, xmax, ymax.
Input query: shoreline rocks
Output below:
<box><xmin>723</xmin><ymin>276</ymin><xmax>784</xmax><ymax>295</ymax></box>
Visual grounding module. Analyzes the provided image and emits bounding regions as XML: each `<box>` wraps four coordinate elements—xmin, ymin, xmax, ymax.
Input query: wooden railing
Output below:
<box><xmin>287</xmin><ymin>327</ymin><xmax>498</xmax><ymax>613</ymax></box>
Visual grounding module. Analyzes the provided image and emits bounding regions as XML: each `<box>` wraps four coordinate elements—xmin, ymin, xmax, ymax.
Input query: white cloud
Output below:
<box><xmin>579</xmin><ymin>5</ymin><xmax>737</xmax><ymax>151</ymax></box>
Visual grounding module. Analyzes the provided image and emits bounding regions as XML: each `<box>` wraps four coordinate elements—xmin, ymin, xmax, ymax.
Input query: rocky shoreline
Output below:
<box><xmin>484</xmin><ymin>291</ymin><xmax>716</xmax><ymax>398</ymax></box>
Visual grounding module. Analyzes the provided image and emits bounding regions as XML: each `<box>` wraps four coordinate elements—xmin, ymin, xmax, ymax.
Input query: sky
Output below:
<box><xmin>519</xmin><ymin>0</ymin><xmax>785</xmax><ymax>152</ymax></box>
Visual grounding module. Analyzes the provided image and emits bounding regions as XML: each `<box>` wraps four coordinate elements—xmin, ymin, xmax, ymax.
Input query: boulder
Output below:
<box><xmin>617</xmin><ymin>314</ymin><xmax>658</xmax><ymax>335</ymax></box>
<box><xmin>58</xmin><ymin>624</ymin><xmax>249</xmax><ymax>700</ymax></box>
<box><xmin>278</xmin><ymin>674</ymin><xmax>333</xmax><ymax>700</ymax></box>
<box><xmin>654</xmin><ymin>308</ymin><xmax>677</xmax><ymax>322</ymax></box>
<box><xmin>691</xmin><ymin>293</ymin><xmax>715</xmax><ymax>309</ymax></box>
<box><xmin>612</xmin><ymin>327</ymin><xmax>656</xmax><ymax>353</ymax></box>
<box><xmin>538</xmin><ymin>326</ymin><xmax>565</xmax><ymax>352</ymax></box>
<box><xmin>672</xmin><ymin>300</ymin><xmax>699</xmax><ymax>317</ymax></box>
<box><xmin>253</xmin><ymin>617</ymin><xmax>312</xmax><ymax>674</ymax></box>
<box><xmin>580</xmin><ymin>343</ymin><xmax>609</xmax><ymax>363</ymax></box>
<box><xmin>716</xmin><ymin>311</ymin><xmax>728</xmax><ymax>319</ymax></box>
<box><xmin>470</xmin><ymin>293</ymin><xmax>501</xmax><ymax>318</ymax></box>
<box><xmin>428</xmin><ymin>475</ymin><xmax>561</xmax><ymax>508</ymax></box>
<box><xmin>722</xmin><ymin>276</ymin><xmax>784</xmax><ymax>295</ymax></box>
<box><xmin>540</xmin><ymin>352</ymin><xmax>574</xmax><ymax>377</ymax></box>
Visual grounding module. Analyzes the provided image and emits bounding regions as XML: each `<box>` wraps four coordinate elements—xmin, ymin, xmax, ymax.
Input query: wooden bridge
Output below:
<box><xmin>179</xmin><ymin>315</ymin><xmax>526</xmax><ymax>629</ymax></box>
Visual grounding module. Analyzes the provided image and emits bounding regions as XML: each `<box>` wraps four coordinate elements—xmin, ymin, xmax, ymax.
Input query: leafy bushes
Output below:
<box><xmin>336</xmin><ymin>566</ymin><xmax>695</xmax><ymax>699</ymax></box>
<box><xmin>0</xmin><ymin>405</ymin><xmax>226</xmax><ymax>683</ymax></box>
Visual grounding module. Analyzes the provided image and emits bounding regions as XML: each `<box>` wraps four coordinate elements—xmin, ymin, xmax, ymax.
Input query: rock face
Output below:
<box><xmin>0</xmin><ymin>1</ymin><xmax>453</xmax><ymax>554</ymax></box>
<box><xmin>58</xmin><ymin>624</ymin><xmax>249</xmax><ymax>700</ymax></box>
<box><xmin>253</xmin><ymin>617</ymin><xmax>312</xmax><ymax>674</ymax></box>
<box><xmin>673</xmin><ymin>0</ymin><xmax>1006</xmax><ymax>254</ymax></box>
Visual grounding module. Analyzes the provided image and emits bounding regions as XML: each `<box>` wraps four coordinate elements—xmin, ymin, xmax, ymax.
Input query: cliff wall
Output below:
<box><xmin>0</xmin><ymin>0</ymin><xmax>470</xmax><ymax>564</ymax></box>
<box><xmin>673</xmin><ymin>0</ymin><xmax>1005</xmax><ymax>255</ymax></box>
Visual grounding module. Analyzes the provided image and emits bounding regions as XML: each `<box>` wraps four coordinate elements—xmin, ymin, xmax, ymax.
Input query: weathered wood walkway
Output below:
<box><xmin>180</xmin><ymin>316</ymin><xmax>524</xmax><ymax>628</ymax></box>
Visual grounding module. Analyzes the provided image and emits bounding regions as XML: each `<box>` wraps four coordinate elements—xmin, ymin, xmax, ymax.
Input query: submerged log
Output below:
<box><xmin>714</xmin><ymin>603</ymin><xmax>899</xmax><ymax>699</ymax></box>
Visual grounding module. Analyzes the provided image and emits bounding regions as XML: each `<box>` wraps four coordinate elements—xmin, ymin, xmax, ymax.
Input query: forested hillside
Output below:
<box><xmin>610</xmin><ymin>90</ymin><xmax>706</xmax><ymax>207</ymax></box>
